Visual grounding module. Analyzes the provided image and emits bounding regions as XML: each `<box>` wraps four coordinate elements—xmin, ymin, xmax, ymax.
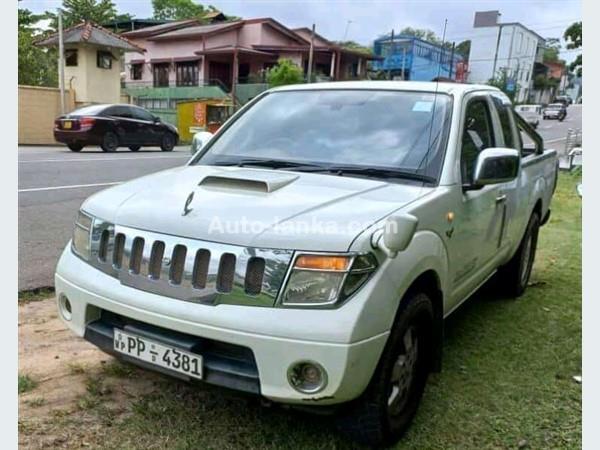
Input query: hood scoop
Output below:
<box><xmin>198</xmin><ymin>168</ymin><xmax>299</xmax><ymax>193</ymax></box>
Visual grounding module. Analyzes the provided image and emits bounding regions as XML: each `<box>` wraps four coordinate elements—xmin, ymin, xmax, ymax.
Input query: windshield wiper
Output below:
<box><xmin>319</xmin><ymin>166</ymin><xmax>436</xmax><ymax>183</ymax></box>
<box><xmin>211</xmin><ymin>158</ymin><xmax>326</xmax><ymax>171</ymax></box>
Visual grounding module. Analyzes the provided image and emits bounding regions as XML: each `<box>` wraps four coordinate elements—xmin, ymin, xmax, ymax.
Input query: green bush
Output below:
<box><xmin>266</xmin><ymin>59</ymin><xmax>304</xmax><ymax>88</ymax></box>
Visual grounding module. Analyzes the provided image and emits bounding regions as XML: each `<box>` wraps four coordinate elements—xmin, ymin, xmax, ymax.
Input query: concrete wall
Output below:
<box><xmin>18</xmin><ymin>85</ymin><xmax>75</xmax><ymax>145</ymax></box>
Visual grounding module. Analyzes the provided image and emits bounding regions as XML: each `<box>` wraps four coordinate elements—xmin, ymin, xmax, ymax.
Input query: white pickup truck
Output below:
<box><xmin>55</xmin><ymin>81</ymin><xmax>558</xmax><ymax>446</ymax></box>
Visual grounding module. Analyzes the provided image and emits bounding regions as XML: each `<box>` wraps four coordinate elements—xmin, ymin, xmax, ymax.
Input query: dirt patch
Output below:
<box><xmin>18</xmin><ymin>298</ymin><xmax>161</xmax><ymax>449</ymax></box>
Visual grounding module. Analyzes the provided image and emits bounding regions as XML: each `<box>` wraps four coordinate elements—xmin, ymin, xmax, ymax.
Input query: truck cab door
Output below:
<box><xmin>446</xmin><ymin>94</ymin><xmax>507</xmax><ymax>308</ymax></box>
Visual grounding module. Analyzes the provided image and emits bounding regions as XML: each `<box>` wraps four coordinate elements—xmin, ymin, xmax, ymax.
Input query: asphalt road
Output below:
<box><xmin>19</xmin><ymin>146</ymin><xmax>191</xmax><ymax>290</ymax></box>
<box><xmin>18</xmin><ymin>105</ymin><xmax>582</xmax><ymax>290</ymax></box>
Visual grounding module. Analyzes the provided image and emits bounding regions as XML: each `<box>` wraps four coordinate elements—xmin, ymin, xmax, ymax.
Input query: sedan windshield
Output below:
<box><xmin>193</xmin><ymin>89</ymin><xmax>452</xmax><ymax>182</ymax></box>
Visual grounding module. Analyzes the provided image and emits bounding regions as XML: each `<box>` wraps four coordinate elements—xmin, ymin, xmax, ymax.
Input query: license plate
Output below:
<box><xmin>113</xmin><ymin>329</ymin><xmax>203</xmax><ymax>380</ymax></box>
<box><xmin>63</xmin><ymin>121</ymin><xmax>72</xmax><ymax>129</ymax></box>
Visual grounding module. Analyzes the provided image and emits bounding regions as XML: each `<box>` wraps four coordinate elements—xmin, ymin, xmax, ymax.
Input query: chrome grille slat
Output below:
<box><xmin>88</xmin><ymin>224</ymin><xmax>293</xmax><ymax>306</ymax></box>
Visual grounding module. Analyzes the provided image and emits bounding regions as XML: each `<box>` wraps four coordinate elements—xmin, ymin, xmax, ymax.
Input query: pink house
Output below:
<box><xmin>122</xmin><ymin>17</ymin><xmax>376</xmax><ymax>91</ymax></box>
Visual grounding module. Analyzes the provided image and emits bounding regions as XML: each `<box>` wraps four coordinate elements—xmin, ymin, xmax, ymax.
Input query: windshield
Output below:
<box><xmin>193</xmin><ymin>89</ymin><xmax>452</xmax><ymax>181</ymax></box>
<box><xmin>547</xmin><ymin>104</ymin><xmax>563</xmax><ymax>109</ymax></box>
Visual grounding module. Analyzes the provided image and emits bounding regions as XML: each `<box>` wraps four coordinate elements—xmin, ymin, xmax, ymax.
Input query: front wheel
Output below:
<box><xmin>101</xmin><ymin>132</ymin><xmax>119</xmax><ymax>152</ymax></box>
<box><xmin>336</xmin><ymin>293</ymin><xmax>433</xmax><ymax>447</ymax></box>
<box><xmin>498</xmin><ymin>212</ymin><xmax>540</xmax><ymax>297</ymax></box>
<box><xmin>67</xmin><ymin>144</ymin><xmax>83</xmax><ymax>152</ymax></box>
<box><xmin>160</xmin><ymin>133</ymin><xmax>176</xmax><ymax>152</ymax></box>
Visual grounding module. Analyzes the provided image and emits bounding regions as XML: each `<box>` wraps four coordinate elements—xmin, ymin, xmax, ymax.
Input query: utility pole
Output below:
<box><xmin>448</xmin><ymin>42</ymin><xmax>455</xmax><ymax>79</ymax></box>
<box><xmin>400</xmin><ymin>46</ymin><xmax>406</xmax><ymax>80</ymax></box>
<box><xmin>492</xmin><ymin>24</ymin><xmax>504</xmax><ymax>80</ymax></box>
<box><xmin>307</xmin><ymin>23</ymin><xmax>315</xmax><ymax>83</ymax></box>
<box><xmin>388</xmin><ymin>29</ymin><xmax>394</xmax><ymax>80</ymax></box>
<box><xmin>343</xmin><ymin>20</ymin><xmax>353</xmax><ymax>41</ymax></box>
<box><xmin>58</xmin><ymin>9</ymin><xmax>65</xmax><ymax>114</ymax></box>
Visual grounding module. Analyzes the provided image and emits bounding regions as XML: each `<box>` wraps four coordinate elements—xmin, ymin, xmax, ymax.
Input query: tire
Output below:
<box><xmin>336</xmin><ymin>293</ymin><xmax>433</xmax><ymax>447</ymax></box>
<box><xmin>101</xmin><ymin>132</ymin><xmax>119</xmax><ymax>152</ymax></box>
<box><xmin>129</xmin><ymin>145</ymin><xmax>141</xmax><ymax>152</ymax></box>
<box><xmin>497</xmin><ymin>212</ymin><xmax>540</xmax><ymax>297</ymax></box>
<box><xmin>160</xmin><ymin>133</ymin><xmax>176</xmax><ymax>152</ymax></box>
<box><xmin>67</xmin><ymin>144</ymin><xmax>83</xmax><ymax>152</ymax></box>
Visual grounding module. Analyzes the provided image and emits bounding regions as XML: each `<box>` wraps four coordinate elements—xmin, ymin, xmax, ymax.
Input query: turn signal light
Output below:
<box><xmin>294</xmin><ymin>255</ymin><xmax>351</xmax><ymax>271</ymax></box>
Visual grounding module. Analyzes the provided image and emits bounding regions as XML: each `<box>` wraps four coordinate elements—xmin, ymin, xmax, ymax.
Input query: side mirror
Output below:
<box><xmin>471</xmin><ymin>148</ymin><xmax>520</xmax><ymax>188</ymax></box>
<box><xmin>190</xmin><ymin>131</ymin><xmax>214</xmax><ymax>155</ymax></box>
<box><xmin>371</xmin><ymin>213</ymin><xmax>419</xmax><ymax>259</ymax></box>
<box><xmin>153</xmin><ymin>116</ymin><xmax>161</xmax><ymax>123</ymax></box>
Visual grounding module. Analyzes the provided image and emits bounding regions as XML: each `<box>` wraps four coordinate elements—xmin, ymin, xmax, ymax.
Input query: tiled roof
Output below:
<box><xmin>36</xmin><ymin>21</ymin><xmax>145</xmax><ymax>52</ymax></box>
<box><xmin>148</xmin><ymin>21</ymin><xmax>244</xmax><ymax>41</ymax></box>
<box><xmin>121</xmin><ymin>19</ymin><xmax>200</xmax><ymax>38</ymax></box>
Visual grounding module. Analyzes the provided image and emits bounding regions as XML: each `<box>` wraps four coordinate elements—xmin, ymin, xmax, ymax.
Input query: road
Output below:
<box><xmin>18</xmin><ymin>105</ymin><xmax>581</xmax><ymax>290</ymax></box>
<box><xmin>19</xmin><ymin>146</ymin><xmax>191</xmax><ymax>290</ymax></box>
<box><xmin>536</xmin><ymin>104</ymin><xmax>582</xmax><ymax>149</ymax></box>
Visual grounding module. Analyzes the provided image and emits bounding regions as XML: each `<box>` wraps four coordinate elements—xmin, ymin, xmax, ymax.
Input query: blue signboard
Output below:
<box><xmin>506</xmin><ymin>78</ymin><xmax>516</xmax><ymax>92</ymax></box>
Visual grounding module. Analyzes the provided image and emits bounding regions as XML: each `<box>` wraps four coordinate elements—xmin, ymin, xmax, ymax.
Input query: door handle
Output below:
<box><xmin>495</xmin><ymin>194</ymin><xmax>507</xmax><ymax>204</ymax></box>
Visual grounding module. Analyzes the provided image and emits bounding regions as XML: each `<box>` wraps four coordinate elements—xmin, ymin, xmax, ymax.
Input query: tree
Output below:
<box><xmin>152</xmin><ymin>0</ymin><xmax>206</xmax><ymax>20</ymax></box>
<box><xmin>18</xmin><ymin>8</ymin><xmax>58</xmax><ymax>86</ymax></box>
<box><xmin>487</xmin><ymin>68</ymin><xmax>518</xmax><ymax>102</ymax></box>
<box><xmin>396</xmin><ymin>27</ymin><xmax>452</xmax><ymax>48</ymax></box>
<box><xmin>564</xmin><ymin>21</ymin><xmax>582</xmax><ymax>77</ymax></box>
<box><xmin>266</xmin><ymin>59</ymin><xmax>304</xmax><ymax>87</ymax></box>
<box><xmin>47</xmin><ymin>0</ymin><xmax>119</xmax><ymax>29</ymax></box>
<box><xmin>334</xmin><ymin>40</ymin><xmax>372</xmax><ymax>55</ymax></box>
<box><xmin>543</xmin><ymin>38</ymin><xmax>561</xmax><ymax>63</ymax></box>
<box><xmin>455</xmin><ymin>40</ymin><xmax>470</xmax><ymax>60</ymax></box>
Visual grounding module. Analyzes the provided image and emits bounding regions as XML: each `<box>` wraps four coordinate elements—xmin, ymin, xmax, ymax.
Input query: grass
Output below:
<box><xmin>21</xmin><ymin>173</ymin><xmax>582</xmax><ymax>449</ymax></box>
<box><xmin>18</xmin><ymin>374</ymin><xmax>38</xmax><ymax>394</ymax></box>
<box><xmin>18</xmin><ymin>287</ymin><xmax>55</xmax><ymax>304</ymax></box>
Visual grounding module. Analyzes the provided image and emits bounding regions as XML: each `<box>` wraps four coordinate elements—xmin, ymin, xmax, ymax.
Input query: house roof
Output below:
<box><xmin>121</xmin><ymin>19</ymin><xmax>201</xmax><ymax>38</ymax></box>
<box><xmin>195</xmin><ymin>45</ymin><xmax>275</xmax><ymax>57</ymax></box>
<box><xmin>148</xmin><ymin>21</ymin><xmax>244</xmax><ymax>41</ymax></box>
<box><xmin>292</xmin><ymin>27</ymin><xmax>333</xmax><ymax>46</ymax></box>
<box><xmin>35</xmin><ymin>21</ymin><xmax>145</xmax><ymax>53</ymax></box>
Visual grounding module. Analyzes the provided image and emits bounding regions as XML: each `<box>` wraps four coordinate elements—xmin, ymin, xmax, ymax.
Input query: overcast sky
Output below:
<box><xmin>20</xmin><ymin>0</ymin><xmax>582</xmax><ymax>62</ymax></box>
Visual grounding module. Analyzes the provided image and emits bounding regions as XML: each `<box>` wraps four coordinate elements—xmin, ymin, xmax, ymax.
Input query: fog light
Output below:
<box><xmin>58</xmin><ymin>294</ymin><xmax>72</xmax><ymax>321</ymax></box>
<box><xmin>287</xmin><ymin>361</ymin><xmax>327</xmax><ymax>394</ymax></box>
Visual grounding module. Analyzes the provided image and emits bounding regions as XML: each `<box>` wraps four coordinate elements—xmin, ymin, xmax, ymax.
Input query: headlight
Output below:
<box><xmin>280</xmin><ymin>253</ymin><xmax>378</xmax><ymax>307</ymax></box>
<box><xmin>72</xmin><ymin>210</ymin><xmax>93</xmax><ymax>260</ymax></box>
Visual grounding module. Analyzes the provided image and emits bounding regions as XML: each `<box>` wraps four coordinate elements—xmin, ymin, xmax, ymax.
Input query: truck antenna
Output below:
<box><xmin>422</xmin><ymin>19</ymin><xmax>448</xmax><ymax>186</ymax></box>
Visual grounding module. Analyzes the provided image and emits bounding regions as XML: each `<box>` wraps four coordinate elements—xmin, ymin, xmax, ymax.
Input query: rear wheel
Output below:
<box><xmin>67</xmin><ymin>144</ymin><xmax>83</xmax><ymax>152</ymax></box>
<box><xmin>101</xmin><ymin>132</ymin><xmax>119</xmax><ymax>152</ymax></box>
<box><xmin>160</xmin><ymin>133</ymin><xmax>176</xmax><ymax>152</ymax></box>
<box><xmin>498</xmin><ymin>212</ymin><xmax>540</xmax><ymax>297</ymax></box>
<box><xmin>129</xmin><ymin>145</ymin><xmax>141</xmax><ymax>152</ymax></box>
<box><xmin>336</xmin><ymin>293</ymin><xmax>433</xmax><ymax>447</ymax></box>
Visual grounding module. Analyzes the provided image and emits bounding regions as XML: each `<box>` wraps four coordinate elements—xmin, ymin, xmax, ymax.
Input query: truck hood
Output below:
<box><xmin>83</xmin><ymin>165</ymin><xmax>430</xmax><ymax>251</ymax></box>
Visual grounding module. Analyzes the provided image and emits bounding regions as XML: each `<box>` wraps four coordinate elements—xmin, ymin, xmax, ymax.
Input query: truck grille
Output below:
<box><xmin>88</xmin><ymin>221</ymin><xmax>293</xmax><ymax>306</ymax></box>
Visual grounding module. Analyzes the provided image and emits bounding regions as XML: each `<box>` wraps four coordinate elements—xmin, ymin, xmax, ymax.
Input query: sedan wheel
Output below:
<box><xmin>67</xmin><ymin>144</ymin><xmax>83</xmax><ymax>152</ymax></box>
<box><xmin>101</xmin><ymin>132</ymin><xmax>119</xmax><ymax>152</ymax></box>
<box><xmin>161</xmin><ymin>133</ymin><xmax>175</xmax><ymax>152</ymax></box>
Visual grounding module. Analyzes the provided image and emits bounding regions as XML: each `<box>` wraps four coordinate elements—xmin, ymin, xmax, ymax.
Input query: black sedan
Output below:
<box><xmin>54</xmin><ymin>104</ymin><xmax>179</xmax><ymax>152</ymax></box>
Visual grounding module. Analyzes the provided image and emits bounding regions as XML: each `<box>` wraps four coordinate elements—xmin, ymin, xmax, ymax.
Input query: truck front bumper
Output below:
<box><xmin>55</xmin><ymin>247</ymin><xmax>388</xmax><ymax>405</ymax></box>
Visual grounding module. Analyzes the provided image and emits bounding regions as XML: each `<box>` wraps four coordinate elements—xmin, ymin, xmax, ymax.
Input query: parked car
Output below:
<box><xmin>514</xmin><ymin>104</ymin><xmax>542</xmax><ymax>129</ymax></box>
<box><xmin>543</xmin><ymin>103</ymin><xmax>567</xmax><ymax>121</ymax></box>
<box><xmin>555</xmin><ymin>95</ymin><xmax>573</xmax><ymax>106</ymax></box>
<box><xmin>55</xmin><ymin>82</ymin><xmax>558</xmax><ymax>447</ymax></box>
<box><xmin>54</xmin><ymin>104</ymin><xmax>179</xmax><ymax>152</ymax></box>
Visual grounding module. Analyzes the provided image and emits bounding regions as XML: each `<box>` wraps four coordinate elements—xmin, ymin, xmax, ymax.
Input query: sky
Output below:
<box><xmin>19</xmin><ymin>0</ymin><xmax>582</xmax><ymax>63</ymax></box>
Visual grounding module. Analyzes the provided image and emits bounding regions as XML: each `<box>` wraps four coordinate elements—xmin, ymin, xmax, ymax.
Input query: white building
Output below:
<box><xmin>467</xmin><ymin>11</ymin><xmax>545</xmax><ymax>103</ymax></box>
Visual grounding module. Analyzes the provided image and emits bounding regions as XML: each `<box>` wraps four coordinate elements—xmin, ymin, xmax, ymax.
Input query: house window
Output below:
<box><xmin>65</xmin><ymin>49</ymin><xmax>78</xmax><ymax>66</ymax></box>
<box><xmin>130</xmin><ymin>63</ymin><xmax>143</xmax><ymax>80</ymax></box>
<box><xmin>176</xmin><ymin>61</ymin><xmax>198</xmax><ymax>86</ymax></box>
<box><xmin>97</xmin><ymin>51</ymin><xmax>113</xmax><ymax>70</ymax></box>
<box><xmin>153</xmin><ymin>63</ymin><xmax>170</xmax><ymax>87</ymax></box>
